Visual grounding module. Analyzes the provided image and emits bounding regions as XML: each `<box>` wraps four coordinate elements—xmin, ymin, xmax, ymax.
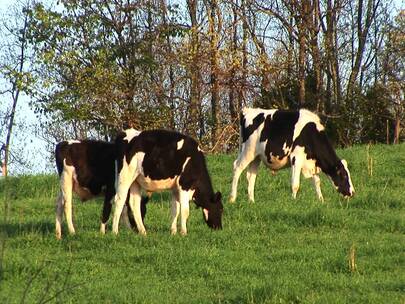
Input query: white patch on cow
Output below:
<box><xmin>61</xmin><ymin>159</ymin><xmax>94</xmax><ymax>203</ymax></box>
<box><xmin>170</xmin><ymin>186</ymin><xmax>195</xmax><ymax>236</ymax></box>
<box><xmin>113</xmin><ymin>152</ymin><xmax>146</xmax><ymax>235</ymax></box>
<box><xmin>136</xmin><ymin>157</ymin><xmax>191</xmax><ymax>192</ymax></box>
<box><xmin>59</xmin><ymin>159</ymin><xmax>76</xmax><ymax>235</ymax></box>
<box><xmin>182</xmin><ymin>157</ymin><xmax>191</xmax><ymax>172</ymax></box>
<box><xmin>292</xmin><ymin>109</ymin><xmax>325</xmax><ymax>142</ymax></box>
<box><xmin>67</xmin><ymin>140</ymin><xmax>80</xmax><ymax>145</ymax></box>
<box><xmin>242</xmin><ymin>107</ymin><xmax>277</xmax><ymax>128</ymax></box>
<box><xmin>177</xmin><ymin>139</ymin><xmax>184</xmax><ymax>150</ymax></box>
<box><xmin>137</xmin><ymin>175</ymin><xmax>177</xmax><ymax>192</ymax></box>
<box><xmin>341</xmin><ymin>159</ymin><xmax>355</xmax><ymax>195</ymax></box>
<box><xmin>301</xmin><ymin>158</ymin><xmax>318</xmax><ymax>178</ymax></box>
<box><xmin>100</xmin><ymin>223</ymin><xmax>106</xmax><ymax>234</ymax></box>
<box><xmin>282</xmin><ymin>142</ymin><xmax>291</xmax><ymax>155</ymax></box>
<box><xmin>203</xmin><ymin>208</ymin><xmax>209</xmax><ymax>221</ymax></box>
<box><xmin>124</xmin><ymin>128</ymin><xmax>141</xmax><ymax>142</ymax></box>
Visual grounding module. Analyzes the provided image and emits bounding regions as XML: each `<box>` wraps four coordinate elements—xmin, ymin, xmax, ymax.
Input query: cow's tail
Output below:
<box><xmin>54</xmin><ymin>141</ymin><xmax>68</xmax><ymax>176</ymax></box>
<box><xmin>238</xmin><ymin>111</ymin><xmax>245</xmax><ymax>154</ymax></box>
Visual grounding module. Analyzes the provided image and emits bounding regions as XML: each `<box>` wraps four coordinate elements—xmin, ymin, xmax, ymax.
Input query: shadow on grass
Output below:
<box><xmin>0</xmin><ymin>221</ymin><xmax>54</xmax><ymax>237</ymax></box>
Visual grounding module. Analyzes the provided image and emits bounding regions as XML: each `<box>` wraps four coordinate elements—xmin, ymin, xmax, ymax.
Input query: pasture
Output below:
<box><xmin>0</xmin><ymin>143</ymin><xmax>404</xmax><ymax>303</ymax></box>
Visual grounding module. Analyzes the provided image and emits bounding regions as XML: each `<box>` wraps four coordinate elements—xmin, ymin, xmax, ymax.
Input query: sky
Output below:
<box><xmin>0</xmin><ymin>0</ymin><xmax>404</xmax><ymax>175</ymax></box>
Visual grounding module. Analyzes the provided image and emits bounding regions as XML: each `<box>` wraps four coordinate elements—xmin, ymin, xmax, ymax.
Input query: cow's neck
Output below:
<box><xmin>194</xmin><ymin>172</ymin><xmax>214</xmax><ymax>208</ymax></box>
<box><xmin>313</xmin><ymin>133</ymin><xmax>341</xmax><ymax>175</ymax></box>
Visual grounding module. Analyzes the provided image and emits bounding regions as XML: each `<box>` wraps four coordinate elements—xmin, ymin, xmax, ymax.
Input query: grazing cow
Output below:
<box><xmin>55</xmin><ymin>140</ymin><xmax>148</xmax><ymax>239</ymax></box>
<box><xmin>112</xmin><ymin>129</ymin><xmax>223</xmax><ymax>236</ymax></box>
<box><xmin>230</xmin><ymin>108</ymin><xmax>355</xmax><ymax>203</ymax></box>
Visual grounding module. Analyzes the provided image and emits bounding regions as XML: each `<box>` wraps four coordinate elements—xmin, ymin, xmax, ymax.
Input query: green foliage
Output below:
<box><xmin>26</xmin><ymin>1</ymin><xmax>184</xmax><ymax>136</ymax></box>
<box><xmin>1</xmin><ymin>144</ymin><xmax>404</xmax><ymax>303</ymax></box>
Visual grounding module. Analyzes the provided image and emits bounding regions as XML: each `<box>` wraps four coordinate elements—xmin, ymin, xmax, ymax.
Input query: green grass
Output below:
<box><xmin>1</xmin><ymin>144</ymin><xmax>404</xmax><ymax>303</ymax></box>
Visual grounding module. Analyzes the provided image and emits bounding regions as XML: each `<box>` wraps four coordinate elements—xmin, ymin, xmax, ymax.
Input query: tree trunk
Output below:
<box><xmin>394</xmin><ymin>116</ymin><xmax>401</xmax><ymax>144</ymax></box>
<box><xmin>295</xmin><ymin>0</ymin><xmax>310</xmax><ymax>106</ymax></box>
<box><xmin>207</xmin><ymin>0</ymin><xmax>221</xmax><ymax>149</ymax></box>
<box><xmin>310</xmin><ymin>0</ymin><xmax>323</xmax><ymax>112</ymax></box>
<box><xmin>346</xmin><ymin>0</ymin><xmax>375</xmax><ymax>98</ymax></box>
<box><xmin>324</xmin><ymin>0</ymin><xmax>341</xmax><ymax>108</ymax></box>
<box><xmin>187</xmin><ymin>0</ymin><xmax>200</xmax><ymax>139</ymax></box>
<box><xmin>229</xmin><ymin>1</ymin><xmax>238</xmax><ymax>122</ymax></box>
<box><xmin>161</xmin><ymin>0</ymin><xmax>176</xmax><ymax>129</ymax></box>
<box><xmin>240</xmin><ymin>0</ymin><xmax>248</xmax><ymax>110</ymax></box>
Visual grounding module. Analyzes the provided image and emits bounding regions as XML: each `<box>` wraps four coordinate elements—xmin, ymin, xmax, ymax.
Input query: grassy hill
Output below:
<box><xmin>0</xmin><ymin>144</ymin><xmax>404</xmax><ymax>303</ymax></box>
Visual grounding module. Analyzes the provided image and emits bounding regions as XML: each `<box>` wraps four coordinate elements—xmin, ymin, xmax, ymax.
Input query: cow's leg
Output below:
<box><xmin>170</xmin><ymin>191</ymin><xmax>180</xmax><ymax>235</ymax></box>
<box><xmin>179</xmin><ymin>190</ymin><xmax>191</xmax><ymax>236</ymax></box>
<box><xmin>230</xmin><ymin>148</ymin><xmax>255</xmax><ymax>203</ymax></box>
<box><xmin>127</xmin><ymin>182</ymin><xmax>146</xmax><ymax>235</ymax></box>
<box><xmin>55</xmin><ymin>191</ymin><xmax>64</xmax><ymax>239</ymax></box>
<box><xmin>112</xmin><ymin>177</ymin><xmax>134</xmax><ymax>235</ymax></box>
<box><xmin>100</xmin><ymin>188</ymin><xmax>114</xmax><ymax>234</ymax></box>
<box><xmin>246</xmin><ymin>156</ymin><xmax>261</xmax><ymax>203</ymax></box>
<box><xmin>291</xmin><ymin>156</ymin><xmax>303</xmax><ymax>199</ymax></box>
<box><xmin>59</xmin><ymin>167</ymin><xmax>75</xmax><ymax>236</ymax></box>
<box><xmin>312</xmin><ymin>174</ymin><xmax>324</xmax><ymax>202</ymax></box>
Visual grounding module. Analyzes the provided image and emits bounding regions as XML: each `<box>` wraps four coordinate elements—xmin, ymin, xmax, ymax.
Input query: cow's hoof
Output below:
<box><xmin>228</xmin><ymin>196</ymin><xmax>236</xmax><ymax>203</ymax></box>
<box><xmin>100</xmin><ymin>223</ymin><xmax>106</xmax><ymax>234</ymax></box>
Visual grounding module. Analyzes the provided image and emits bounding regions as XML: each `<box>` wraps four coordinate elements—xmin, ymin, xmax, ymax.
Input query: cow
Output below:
<box><xmin>55</xmin><ymin>140</ymin><xmax>148</xmax><ymax>239</ymax></box>
<box><xmin>229</xmin><ymin>107</ymin><xmax>355</xmax><ymax>203</ymax></box>
<box><xmin>111</xmin><ymin>129</ymin><xmax>223</xmax><ymax>236</ymax></box>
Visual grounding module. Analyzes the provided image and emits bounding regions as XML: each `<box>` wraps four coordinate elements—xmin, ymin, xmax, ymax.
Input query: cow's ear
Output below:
<box><xmin>214</xmin><ymin>191</ymin><xmax>222</xmax><ymax>203</ymax></box>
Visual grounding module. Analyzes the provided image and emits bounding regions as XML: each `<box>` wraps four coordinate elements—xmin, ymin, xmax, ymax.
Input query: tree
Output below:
<box><xmin>381</xmin><ymin>10</ymin><xmax>405</xmax><ymax>143</ymax></box>
<box><xmin>0</xmin><ymin>1</ymin><xmax>34</xmax><ymax>176</ymax></box>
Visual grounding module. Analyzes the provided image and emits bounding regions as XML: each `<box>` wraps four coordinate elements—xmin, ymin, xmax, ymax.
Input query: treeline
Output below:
<box><xmin>1</xmin><ymin>1</ymin><xmax>404</xmax><ymax>162</ymax></box>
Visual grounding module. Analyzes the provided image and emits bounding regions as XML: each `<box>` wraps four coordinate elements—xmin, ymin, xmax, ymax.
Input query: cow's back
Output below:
<box><xmin>117</xmin><ymin>129</ymin><xmax>211</xmax><ymax>194</ymax></box>
<box><xmin>55</xmin><ymin>140</ymin><xmax>117</xmax><ymax>195</ymax></box>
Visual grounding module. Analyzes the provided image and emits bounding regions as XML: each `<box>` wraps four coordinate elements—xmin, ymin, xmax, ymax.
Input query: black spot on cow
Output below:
<box><xmin>259</xmin><ymin>110</ymin><xmax>299</xmax><ymax>164</ymax></box>
<box><xmin>56</xmin><ymin>140</ymin><xmax>117</xmax><ymax>198</ymax></box>
<box><xmin>240</xmin><ymin>113</ymin><xmax>265</xmax><ymax>143</ymax></box>
<box><xmin>293</xmin><ymin>123</ymin><xmax>339</xmax><ymax>173</ymax></box>
<box><xmin>122</xmin><ymin>130</ymin><xmax>197</xmax><ymax>184</ymax></box>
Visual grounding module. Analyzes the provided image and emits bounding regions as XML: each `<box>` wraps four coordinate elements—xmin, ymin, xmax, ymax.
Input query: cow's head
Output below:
<box><xmin>330</xmin><ymin>159</ymin><xmax>355</xmax><ymax>198</ymax></box>
<box><xmin>202</xmin><ymin>192</ymin><xmax>223</xmax><ymax>229</ymax></box>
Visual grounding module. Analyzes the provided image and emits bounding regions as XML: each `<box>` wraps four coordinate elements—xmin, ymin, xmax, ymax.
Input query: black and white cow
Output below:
<box><xmin>55</xmin><ymin>140</ymin><xmax>148</xmax><ymax>239</ymax></box>
<box><xmin>230</xmin><ymin>108</ymin><xmax>355</xmax><ymax>203</ymax></box>
<box><xmin>111</xmin><ymin>129</ymin><xmax>223</xmax><ymax>236</ymax></box>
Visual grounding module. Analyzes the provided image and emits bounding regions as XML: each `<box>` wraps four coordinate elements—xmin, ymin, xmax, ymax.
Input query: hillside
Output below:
<box><xmin>0</xmin><ymin>144</ymin><xmax>404</xmax><ymax>303</ymax></box>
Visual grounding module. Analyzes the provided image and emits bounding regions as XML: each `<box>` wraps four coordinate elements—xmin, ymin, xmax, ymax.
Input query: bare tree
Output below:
<box><xmin>346</xmin><ymin>0</ymin><xmax>379</xmax><ymax>98</ymax></box>
<box><xmin>186</xmin><ymin>0</ymin><xmax>201</xmax><ymax>139</ymax></box>
<box><xmin>205</xmin><ymin>0</ymin><xmax>222</xmax><ymax>147</ymax></box>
